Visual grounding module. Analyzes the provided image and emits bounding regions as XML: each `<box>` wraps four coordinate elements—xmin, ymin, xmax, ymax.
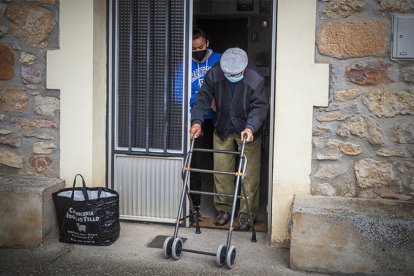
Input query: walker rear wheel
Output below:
<box><xmin>215</xmin><ymin>244</ymin><xmax>226</xmax><ymax>267</ymax></box>
<box><xmin>225</xmin><ymin>245</ymin><xmax>236</xmax><ymax>268</ymax></box>
<box><xmin>162</xmin><ymin>236</ymin><xmax>173</xmax><ymax>258</ymax></box>
<box><xmin>172</xmin><ymin>237</ymin><xmax>183</xmax><ymax>260</ymax></box>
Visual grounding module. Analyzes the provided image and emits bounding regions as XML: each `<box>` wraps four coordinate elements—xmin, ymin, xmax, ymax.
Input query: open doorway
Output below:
<box><xmin>192</xmin><ymin>0</ymin><xmax>274</xmax><ymax>232</ymax></box>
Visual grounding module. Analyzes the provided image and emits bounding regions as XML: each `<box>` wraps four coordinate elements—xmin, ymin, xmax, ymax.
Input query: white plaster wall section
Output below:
<box><xmin>46</xmin><ymin>0</ymin><xmax>95</xmax><ymax>186</ymax></box>
<box><xmin>271</xmin><ymin>0</ymin><xmax>329</xmax><ymax>243</ymax></box>
<box><xmin>92</xmin><ymin>0</ymin><xmax>107</xmax><ymax>187</ymax></box>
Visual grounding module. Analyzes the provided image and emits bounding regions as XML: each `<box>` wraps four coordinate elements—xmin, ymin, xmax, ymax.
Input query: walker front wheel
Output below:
<box><xmin>215</xmin><ymin>244</ymin><xmax>226</xmax><ymax>267</ymax></box>
<box><xmin>162</xmin><ymin>236</ymin><xmax>173</xmax><ymax>258</ymax></box>
<box><xmin>172</xmin><ymin>237</ymin><xmax>183</xmax><ymax>260</ymax></box>
<box><xmin>225</xmin><ymin>245</ymin><xmax>236</xmax><ymax>268</ymax></box>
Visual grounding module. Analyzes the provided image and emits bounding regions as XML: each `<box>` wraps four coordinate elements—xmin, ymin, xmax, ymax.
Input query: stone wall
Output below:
<box><xmin>0</xmin><ymin>0</ymin><xmax>59</xmax><ymax>177</ymax></box>
<box><xmin>290</xmin><ymin>195</ymin><xmax>414</xmax><ymax>275</ymax></box>
<box><xmin>312</xmin><ymin>0</ymin><xmax>414</xmax><ymax>201</ymax></box>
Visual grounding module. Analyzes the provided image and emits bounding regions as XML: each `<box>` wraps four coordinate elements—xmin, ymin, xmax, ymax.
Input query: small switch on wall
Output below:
<box><xmin>391</xmin><ymin>14</ymin><xmax>414</xmax><ymax>60</ymax></box>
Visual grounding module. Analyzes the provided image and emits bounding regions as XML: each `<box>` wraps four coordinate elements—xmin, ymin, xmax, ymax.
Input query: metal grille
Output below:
<box><xmin>116</xmin><ymin>0</ymin><xmax>185</xmax><ymax>154</ymax></box>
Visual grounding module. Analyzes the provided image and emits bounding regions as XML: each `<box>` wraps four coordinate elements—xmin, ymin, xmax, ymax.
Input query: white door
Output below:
<box><xmin>108</xmin><ymin>0</ymin><xmax>192</xmax><ymax>223</ymax></box>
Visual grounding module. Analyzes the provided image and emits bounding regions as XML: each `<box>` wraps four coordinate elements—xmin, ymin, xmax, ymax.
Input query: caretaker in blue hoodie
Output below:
<box><xmin>188</xmin><ymin>27</ymin><xmax>221</xmax><ymax>222</ymax></box>
<box><xmin>191</xmin><ymin>28</ymin><xmax>221</xmax><ymax>119</ymax></box>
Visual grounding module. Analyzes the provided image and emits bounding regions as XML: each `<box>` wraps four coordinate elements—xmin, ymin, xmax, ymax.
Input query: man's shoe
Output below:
<box><xmin>214</xmin><ymin>211</ymin><xmax>230</xmax><ymax>226</ymax></box>
<box><xmin>234</xmin><ymin>217</ymin><xmax>251</xmax><ymax>231</ymax></box>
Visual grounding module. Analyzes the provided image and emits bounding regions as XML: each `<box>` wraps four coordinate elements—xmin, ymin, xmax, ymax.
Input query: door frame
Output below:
<box><xmin>106</xmin><ymin>0</ymin><xmax>276</xmax><ymax>231</ymax></box>
<box><xmin>267</xmin><ymin>0</ymin><xmax>277</xmax><ymax>234</ymax></box>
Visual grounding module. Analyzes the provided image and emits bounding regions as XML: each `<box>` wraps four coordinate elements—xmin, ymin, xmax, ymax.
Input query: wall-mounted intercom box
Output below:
<box><xmin>391</xmin><ymin>14</ymin><xmax>414</xmax><ymax>60</ymax></box>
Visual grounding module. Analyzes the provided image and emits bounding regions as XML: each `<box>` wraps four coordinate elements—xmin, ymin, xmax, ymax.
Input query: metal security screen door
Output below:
<box><xmin>109</xmin><ymin>0</ymin><xmax>190</xmax><ymax>222</ymax></box>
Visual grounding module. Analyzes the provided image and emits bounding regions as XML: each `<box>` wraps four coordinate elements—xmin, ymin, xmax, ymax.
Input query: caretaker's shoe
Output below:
<box><xmin>194</xmin><ymin>206</ymin><xmax>203</xmax><ymax>222</ymax></box>
<box><xmin>190</xmin><ymin>206</ymin><xmax>203</xmax><ymax>224</ymax></box>
<box><xmin>234</xmin><ymin>217</ymin><xmax>251</xmax><ymax>231</ymax></box>
<box><xmin>214</xmin><ymin>211</ymin><xmax>230</xmax><ymax>226</ymax></box>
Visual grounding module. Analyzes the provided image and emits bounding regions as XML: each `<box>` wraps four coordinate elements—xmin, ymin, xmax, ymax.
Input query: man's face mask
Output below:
<box><xmin>224</xmin><ymin>72</ymin><xmax>244</xmax><ymax>83</ymax></box>
<box><xmin>192</xmin><ymin>49</ymin><xmax>207</xmax><ymax>62</ymax></box>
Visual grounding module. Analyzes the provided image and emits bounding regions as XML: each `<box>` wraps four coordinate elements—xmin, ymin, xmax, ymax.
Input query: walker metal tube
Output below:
<box><xmin>224</xmin><ymin>134</ymin><xmax>248</xmax><ymax>256</ymax></box>
<box><xmin>189</xmin><ymin>190</ymin><xmax>246</xmax><ymax>199</ymax></box>
<box><xmin>189</xmin><ymin>167</ymin><xmax>241</xmax><ymax>176</ymax></box>
<box><xmin>239</xmin><ymin>155</ymin><xmax>257</xmax><ymax>242</ymax></box>
<box><xmin>173</xmin><ymin>137</ymin><xmax>195</xmax><ymax>238</ymax></box>
<box><xmin>181</xmin><ymin>248</ymin><xmax>216</xmax><ymax>256</ymax></box>
<box><xmin>191</xmin><ymin>148</ymin><xmax>241</xmax><ymax>155</ymax></box>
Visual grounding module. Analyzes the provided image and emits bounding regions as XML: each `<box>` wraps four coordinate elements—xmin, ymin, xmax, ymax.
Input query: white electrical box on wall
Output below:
<box><xmin>391</xmin><ymin>14</ymin><xmax>414</xmax><ymax>60</ymax></box>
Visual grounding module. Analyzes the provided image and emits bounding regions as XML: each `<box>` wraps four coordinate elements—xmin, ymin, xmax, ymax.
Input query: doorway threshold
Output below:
<box><xmin>192</xmin><ymin>217</ymin><xmax>267</xmax><ymax>232</ymax></box>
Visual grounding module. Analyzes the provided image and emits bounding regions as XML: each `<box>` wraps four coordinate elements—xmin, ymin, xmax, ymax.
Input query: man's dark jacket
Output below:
<box><xmin>191</xmin><ymin>63</ymin><xmax>269</xmax><ymax>140</ymax></box>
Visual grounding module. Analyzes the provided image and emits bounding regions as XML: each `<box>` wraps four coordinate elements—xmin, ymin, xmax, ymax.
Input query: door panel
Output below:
<box><xmin>109</xmin><ymin>0</ymin><xmax>190</xmax><ymax>222</ymax></box>
<box><xmin>114</xmin><ymin>155</ymin><xmax>183</xmax><ymax>222</ymax></box>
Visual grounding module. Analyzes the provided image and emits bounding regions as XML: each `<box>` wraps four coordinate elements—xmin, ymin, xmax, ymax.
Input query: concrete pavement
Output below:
<box><xmin>0</xmin><ymin>221</ymin><xmax>328</xmax><ymax>275</ymax></box>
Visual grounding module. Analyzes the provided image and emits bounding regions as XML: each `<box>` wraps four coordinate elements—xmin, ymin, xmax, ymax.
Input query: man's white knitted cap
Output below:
<box><xmin>220</xmin><ymin>47</ymin><xmax>248</xmax><ymax>75</ymax></box>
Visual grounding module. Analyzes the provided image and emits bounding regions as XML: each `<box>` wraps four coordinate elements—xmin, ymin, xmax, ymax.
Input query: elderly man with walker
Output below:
<box><xmin>190</xmin><ymin>47</ymin><xmax>268</xmax><ymax>231</ymax></box>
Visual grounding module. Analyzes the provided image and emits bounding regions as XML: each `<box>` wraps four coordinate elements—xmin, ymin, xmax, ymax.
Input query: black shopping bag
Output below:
<box><xmin>52</xmin><ymin>174</ymin><xmax>120</xmax><ymax>245</ymax></box>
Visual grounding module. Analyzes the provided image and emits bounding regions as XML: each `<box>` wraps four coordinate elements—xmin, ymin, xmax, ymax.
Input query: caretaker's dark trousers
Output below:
<box><xmin>190</xmin><ymin>119</ymin><xmax>214</xmax><ymax>206</ymax></box>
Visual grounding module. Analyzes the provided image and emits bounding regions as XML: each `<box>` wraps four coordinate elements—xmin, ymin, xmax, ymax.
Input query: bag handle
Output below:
<box><xmin>70</xmin><ymin>174</ymin><xmax>89</xmax><ymax>201</ymax></box>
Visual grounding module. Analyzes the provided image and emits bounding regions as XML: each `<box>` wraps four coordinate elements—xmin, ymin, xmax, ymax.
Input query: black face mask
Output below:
<box><xmin>192</xmin><ymin>49</ymin><xmax>207</xmax><ymax>62</ymax></box>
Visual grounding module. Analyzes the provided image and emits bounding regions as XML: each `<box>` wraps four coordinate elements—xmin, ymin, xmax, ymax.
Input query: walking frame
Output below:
<box><xmin>162</xmin><ymin>133</ymin><xmax>256</xmax><ymax>269</ymax></box>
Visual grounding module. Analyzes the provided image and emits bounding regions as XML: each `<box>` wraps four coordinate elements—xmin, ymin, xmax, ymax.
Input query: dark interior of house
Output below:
<box><xmin>192</xmin><ymin>0</ymin><xmax>273</xmax><ymax>231</ymax></box>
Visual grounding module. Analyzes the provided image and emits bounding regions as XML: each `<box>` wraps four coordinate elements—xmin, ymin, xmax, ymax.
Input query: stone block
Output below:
<box><xmin>6</xmin><ymin>3</ymin><xmax>56</xmax><ymax>48</ymax></box>
<box><xmin>0</xmin><ymin>175</ymin><xmax>65</xmax><ymax>248</ymax></box>
<box><xmin>0</xmin><ymin>43</ymin><xmax>14</xmax><ymax>80</ymax></box>
<box><xmin>316</xmin><ymin>20</ymin><xmax>389</xmax><ymax>59</ymax></box>
<box><xmin>0</xmin><ymin>87</ymin><xmax>28</xmax><ymax>113</ymax></box>
<box><xmin>290</xmin><ymin>195</ymin><xmax>414</xmax><ymax>275</ymax></box>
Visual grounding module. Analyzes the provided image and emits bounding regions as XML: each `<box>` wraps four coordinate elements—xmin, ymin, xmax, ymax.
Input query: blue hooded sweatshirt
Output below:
<box><xmin>173</xmin><ymin>50</ymin><xmax>221</xmax><ymax>119</ymax></box>
<box><xmin>190</xmin><ymin>49</ymin><xmax>221</xmax><ymax>119</ymax></box>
